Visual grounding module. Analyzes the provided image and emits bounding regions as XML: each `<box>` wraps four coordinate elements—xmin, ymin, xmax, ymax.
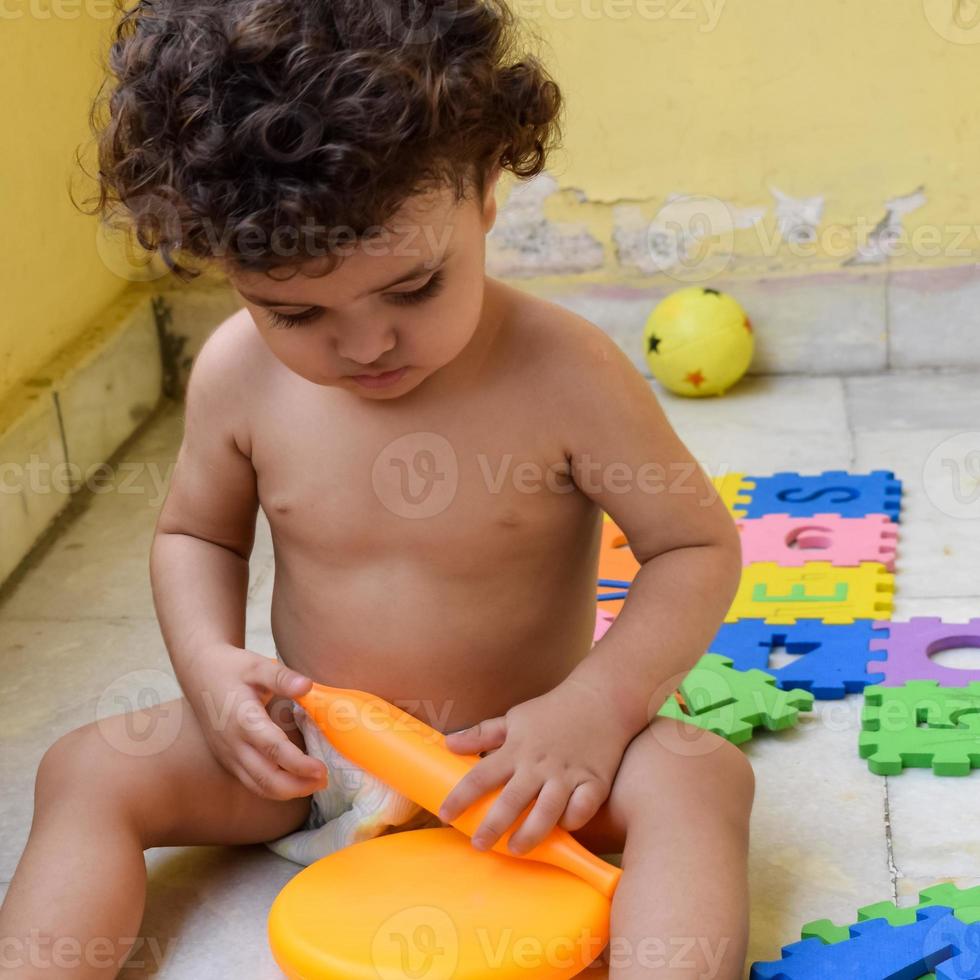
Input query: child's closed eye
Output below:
<box><xmin>266</xmin><ymin>269</ymin><xmax>446</xmax><ymax>329</ymax></box>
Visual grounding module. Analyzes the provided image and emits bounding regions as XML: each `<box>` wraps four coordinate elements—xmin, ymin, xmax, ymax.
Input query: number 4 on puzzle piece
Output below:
<box><xmin>709</xmin><ymin>620</ymin><xmax>888</xmax><ymax>699</ymax></box>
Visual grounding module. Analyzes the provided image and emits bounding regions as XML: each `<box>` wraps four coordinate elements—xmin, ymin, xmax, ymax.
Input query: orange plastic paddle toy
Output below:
<box><xmin>267</xmin><ymin>682</ymin><xmax>623</xmax><ymax>979</ymax></box>
<box><xmin>295</xmin><ymin>682</ymin><xmax>621</xmax><ymax>898</ymax></box>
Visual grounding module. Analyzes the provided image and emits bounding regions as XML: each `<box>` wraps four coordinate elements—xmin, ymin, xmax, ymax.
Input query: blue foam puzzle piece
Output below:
<box><xmin>744</xmin><ymin>470</ymin><xmax>903</xmax><ymax>522</ymax></box>
<box><xmin>710</xmin><ymin>620</ymin><xmax>888</xmax><ymax>699</ymax></box>
<box><xmin>750</xmin><ymin>906</ymin><xmax>980</xmax><ymax>979</ymax></box>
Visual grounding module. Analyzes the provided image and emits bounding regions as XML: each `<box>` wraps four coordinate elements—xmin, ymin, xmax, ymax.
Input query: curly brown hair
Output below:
<box><xmin>78</xmin><ymin>0</ymin><xmax>563</xmax><ymax>281</ymax></box>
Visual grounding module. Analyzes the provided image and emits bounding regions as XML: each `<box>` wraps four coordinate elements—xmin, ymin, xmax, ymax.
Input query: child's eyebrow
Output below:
<box><xmin>238</xmin><ymin>258</ymin><xmax>447</xmax><ymax>309</ymax></box>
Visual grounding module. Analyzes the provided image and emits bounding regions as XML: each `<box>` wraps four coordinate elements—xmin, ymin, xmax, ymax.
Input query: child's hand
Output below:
<box><xmin>184</xmin><ymin>644</ymin><xmax>328</xmax><ymax>801</ymax></box>
<box><xmin>437</xmin><ymin>678</ymin><xmax>636</xmax><ymax>856</ymax></box>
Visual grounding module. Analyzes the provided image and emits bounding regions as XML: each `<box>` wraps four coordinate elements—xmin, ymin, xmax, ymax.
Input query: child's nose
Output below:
<box><xmin>334</xmin><ymin>322</ymin><xmax>397</xmax><ymax>366</ymax></box>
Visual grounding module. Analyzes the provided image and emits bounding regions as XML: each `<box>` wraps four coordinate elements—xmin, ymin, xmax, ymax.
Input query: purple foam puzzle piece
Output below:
<box><xmin>873</xmin><ymin>619</ymin><xmax>980</xmax><ymax>687</ymax></box>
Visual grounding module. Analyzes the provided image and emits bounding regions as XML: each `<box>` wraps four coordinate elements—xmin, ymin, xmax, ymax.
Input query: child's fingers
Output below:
<box><xmin>236</xmin><ymin>741</ymin><xmax>325</xmax><ymax>801</ymax></box>
<box><xmin>246</xmin><ymin>656</ymin><xmax>313</xmax><ymax>700</ymax></box>
<box><xmin>245</xmin><ymin>720</ymin><xmax>328</xmax><ymax>783</ymax></box>
<box><xmin>469</xmin><ymin>771</ymin><xmax>544</xmax><ymax>851</ymax></box>
<box><xmin>437</xmin><ymin>751</ymin><xmax>512</xmax><ymax>824</ymax></box>
<box><xmin>505</xmin><ymin>779</ymin><xmax>571</xmax><ymax>855</ymax></box>
<box><xmin>444</xmin><ymin>716</ymin><xmax>507</xmax><ymax>754</ymax></box>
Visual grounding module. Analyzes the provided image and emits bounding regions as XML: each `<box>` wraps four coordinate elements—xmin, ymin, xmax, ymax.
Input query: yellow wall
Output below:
<box><xmin>0</xmin><ymin>3</ymin><xmax>129</xmax><ymax>403</ymax></box>
<box><xmin>512</xmin><ymin>0</ymin><xmax>980</xmax><ymax>278</ymax></box>
<box><xmin>3</xmin><ymin>0</ymin><xmax>978</xmax><ymax>404</ymax></box>
<box><xmin>538</xmin><ymin>0</ymin><xmax>974</xmax><ymax>206</ymax></box>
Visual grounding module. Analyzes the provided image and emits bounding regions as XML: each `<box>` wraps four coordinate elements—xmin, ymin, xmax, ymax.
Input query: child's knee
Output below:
<box><xmin>34</xmin><ymin>723</ymin><xmax>138</xmax><ymax>818</ymax></box>
<box><xmin>627</xmin><ymin>722</ymin><xmax>755</xmax><ymax>828</ymax></box>
<box><xmin>708</xmin><ymin>733</ymin><xmax>756</xmax><ymax>815</ymax></box>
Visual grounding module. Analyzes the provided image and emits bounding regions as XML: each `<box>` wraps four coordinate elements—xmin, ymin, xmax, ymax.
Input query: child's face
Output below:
<box><xmin>225</xmin><ymin>174</ymin><xmax>499</xmax><ymax>400</ymax></box>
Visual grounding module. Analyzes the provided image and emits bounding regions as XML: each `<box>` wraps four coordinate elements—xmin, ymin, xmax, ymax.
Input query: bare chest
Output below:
<box><xmin>250</xmin><ymin>393</ymin><xmax>588</xmax><ymax>571</ymax></box>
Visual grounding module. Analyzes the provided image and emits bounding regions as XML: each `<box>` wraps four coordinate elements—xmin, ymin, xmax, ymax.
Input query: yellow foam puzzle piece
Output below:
<box><xmin>712</xmin><ymin>473</ymin><xmax>753</xmax><ymax>519</ymax></box>
<box><xmin>726</xmin><ymin>561</ymin><xmax>895</xmax><ymax>624</ymax></box>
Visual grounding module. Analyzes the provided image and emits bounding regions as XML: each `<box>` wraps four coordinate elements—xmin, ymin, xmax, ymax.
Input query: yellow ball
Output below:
<box><xmin>643</xmin><ymin>287</ymin><xmax>754</xmax><ymax>397</ymax></box>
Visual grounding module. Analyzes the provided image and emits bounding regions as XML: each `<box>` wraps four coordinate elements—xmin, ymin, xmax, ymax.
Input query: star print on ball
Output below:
<box><xmin>642</xmin><ymin>287</ymin><xmax>754</xmax><ymax>397</ymax></box>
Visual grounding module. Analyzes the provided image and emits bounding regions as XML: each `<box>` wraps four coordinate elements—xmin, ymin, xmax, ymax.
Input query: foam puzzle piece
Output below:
<box><xmin>802</xmin><ymin>882</ymin><xmax>980</xmax><ymax>946</ymax></box>
<box><xmin>744</xmin><ymin>470</ymin><xmax>903</xmax><ymax>522</ymax></box>
<box><xmin>709</xmin><ymin>620</ymin><xmax>888</xmax><ymax>699</ymax></box>
<box><xmin>738</xmin><ymin>514</ymin><xmax>898</xmax><ymax>569</ymax></box>
<box><xmin>596</xmin><ymin>517</ymin><xmax>638</xmax><ymax>615</ymax></box>
<box><xmin>593</xmin><ymin>609</ymin><xmax>615</xmax><ymax>643</ymax></box>
<box><xmin>859</xmin><ymin>682</ymin><xmax>980</xmax><ymax>776</ymax></box>
<box><xmin>751</xmin><ymin>906</ymin><xmax>980</xmax><ymax>979</ymax></box>
<box><xmin>712</xmin><ymin>472</ymin><xmax>754</xmax><ymax>518</ymax></box>
<box><xmin>872</xmin><ymin>619</ymin><xmax>980</xmax><ymax>687</ymax></box>
<box><xmin>726</xmin><ymin>562</ymin><xmax>895</xmax><ymax>625</ymax></box>
<box><xmin>657</xmin><ymin>652</ymin><xmax>814</xmax><ymax>745</ymax></box>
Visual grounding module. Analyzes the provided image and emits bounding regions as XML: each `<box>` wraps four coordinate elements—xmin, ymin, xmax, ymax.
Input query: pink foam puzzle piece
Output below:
<box><xmin>593</xmin><ymin>610</ymin><xmax>615</xmax><ymax>644</ymax></box>
<box><xmin>872</xmin><ymin>618</ymin><xmax>980</xmax><ymax>687</ymax></box>
<box><xmin>737</xmin><ymin>514</ymin><xmax>898</xmax><ymax>570</ymax></box>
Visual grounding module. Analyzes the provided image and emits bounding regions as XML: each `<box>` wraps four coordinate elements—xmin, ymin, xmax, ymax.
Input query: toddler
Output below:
<box><xmin>0</xmin><ymin>2</ymin><xmax>753</xmax><ymax>977</ymax></box>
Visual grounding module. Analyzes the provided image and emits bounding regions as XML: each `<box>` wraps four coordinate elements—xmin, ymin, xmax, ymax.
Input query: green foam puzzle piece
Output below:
<box><xmin>657</xmin><ymin>652</ymin><xmax>814</xmax><ymax>745</ymax></box>
<box><xmin>859</xmin><ymin>681</ymin><xmax>980</xmax><ymax>776</ymax></box>
<box><xmin>799</xmin><ymin>883</ymin><xmax>980</xmax><ymax>980</ymax></box>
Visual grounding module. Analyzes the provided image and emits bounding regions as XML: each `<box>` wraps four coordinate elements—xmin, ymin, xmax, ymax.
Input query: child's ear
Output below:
<box><xmin>481</xmin><ymin>164</ymin><xmax>503</xmax><ymax>233</ymax></box>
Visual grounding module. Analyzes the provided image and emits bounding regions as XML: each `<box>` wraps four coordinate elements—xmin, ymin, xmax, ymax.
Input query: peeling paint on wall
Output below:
<box><xmin>486</xmin><ymin>173</ymin><xmax>605</xmax><ymax>278</ymax></box>
<box><xmin>847</xmin><ymin>187</ymin><xmax>928</xmax><ymax>266</ymax></box>
<box><xmin>770</xmin><ymin>186</ymin><xmax>825</xmax><ymax>246</ymax></box>
<box><xmin>613</xmin><ymin>196</ymin><xmax>765</xmax><ymax>278</ymax></box>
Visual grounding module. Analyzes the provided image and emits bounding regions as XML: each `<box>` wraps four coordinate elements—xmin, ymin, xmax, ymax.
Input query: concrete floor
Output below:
<box><xmin>1</xmin><ymin>370</ymin><xmax>979</xmax><ymax>977</ymax></box>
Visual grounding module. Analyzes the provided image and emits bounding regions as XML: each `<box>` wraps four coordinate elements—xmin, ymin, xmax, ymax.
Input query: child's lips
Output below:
<box><xmin>348</xmin><ymin>367</ymin><xmax>408</xmax><ymax>389</ymax></box>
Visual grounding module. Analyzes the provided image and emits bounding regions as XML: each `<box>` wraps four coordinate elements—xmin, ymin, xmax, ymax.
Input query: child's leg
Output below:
<box><xmin>0</xmin><ymin>696</ymin><xmax>313</xmax><ymax>979</ymax></box>
<box><xmin>570</xmin><ymin>718</ymin><xmax>755</xmax><ymax>980</ymax></box>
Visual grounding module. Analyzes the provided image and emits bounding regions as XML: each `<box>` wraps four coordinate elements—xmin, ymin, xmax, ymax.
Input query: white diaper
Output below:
<box><xmin>264</xmin><ymin>661</ymin><xmax>460</xmax><ymax>867</ymax></box>
<box><xmin>267</xmin><ymin>609</ymin><xmax>612</xmax><ymax>867</ymax></box>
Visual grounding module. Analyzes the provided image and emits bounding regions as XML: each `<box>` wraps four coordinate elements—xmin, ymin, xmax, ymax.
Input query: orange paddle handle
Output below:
<box><xmin>296</xmin><ymin>683</ymin><xmax>623</xmax><ymax>898</ymax></box>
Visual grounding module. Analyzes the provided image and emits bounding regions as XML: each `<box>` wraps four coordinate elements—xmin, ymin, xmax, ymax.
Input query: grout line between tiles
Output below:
<box><xmin>839</xmin><ymin>376</ymin><xmax>858</xmax><ymax>469</ymax></box>
<box><xmin>883</xmin><ymin>776</ymin><xmax>900</xmax><ymax>904</ymax></box>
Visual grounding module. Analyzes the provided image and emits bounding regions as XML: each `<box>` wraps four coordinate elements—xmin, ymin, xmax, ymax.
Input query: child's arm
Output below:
<box><xmin>150</xmin><ymin>318</ymin><xmax>325</xmax><ymax>800</ymax></box>
<box><xmin>151</xmin><ymin>322</ymin><xmax>258</xmax><ymax>669</ymax></box>
<box><xmin>439</xmin><ymin>313</ymin><xmax>742</xmax><ymax>846</ymax></box>
<box><xmin>557</xmin><ymin>318</ymin><xmax>743</xmax><ymax>736</ymax></box>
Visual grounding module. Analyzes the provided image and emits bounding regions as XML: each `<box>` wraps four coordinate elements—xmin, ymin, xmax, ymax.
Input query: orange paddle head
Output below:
<box><xmin>269</xmin><ymin>827</ymin><xmax>613</xmax><ymax>979</ymax></box>
<box><xmin>295</xmin><ymin>683</ymin><xmax>622</xmax><ymax>899</ymax></box>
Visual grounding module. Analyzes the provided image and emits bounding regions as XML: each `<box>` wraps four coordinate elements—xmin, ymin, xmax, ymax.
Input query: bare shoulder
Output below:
<box><xmin>493</xmin><ymin>279</ymin><xmax>649</xmax><ymax>402</ymax></box>
<box><xmin>184</xmin><ymin>307</ymin><xmax>272</xmax><ymax>455</ymax></box>
<box><xmin>190</xmin><ymin>307</ymin><xmax>267</xmax><ymax>386</ymax></box>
